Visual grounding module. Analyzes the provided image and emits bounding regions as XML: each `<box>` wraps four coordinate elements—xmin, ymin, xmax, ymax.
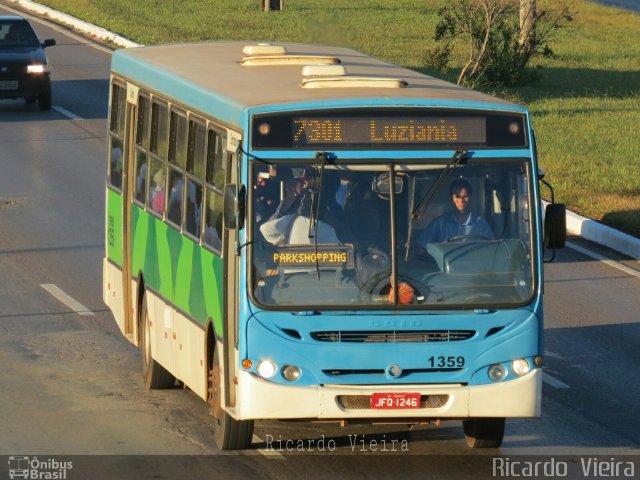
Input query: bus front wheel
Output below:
<box><xmin>140</xmin><ymin>294</ymin><xmax>175</xmax><ymax>389</ymax></box>
<box><xmin>462</xmin><ymin>418</ymin><xmax>505</xmax><ymax>448</ymax></box>
<box><xmin>208</xmin><ymin>347</ymin><xmax>254</xmax><ymax>450</ymax></box>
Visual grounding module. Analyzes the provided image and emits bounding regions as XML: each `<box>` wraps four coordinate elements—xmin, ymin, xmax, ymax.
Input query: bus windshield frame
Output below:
<box><xmin>248</xmin><ymin>156</ymin><xmax>537</xmax><ymax>311</ymax></box>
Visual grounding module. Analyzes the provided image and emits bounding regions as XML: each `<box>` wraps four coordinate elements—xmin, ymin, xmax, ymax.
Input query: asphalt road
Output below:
<box><xmin>0</xmin><ymin>4</ymin><xmax>639</xmax><ymax>479</ymax></box>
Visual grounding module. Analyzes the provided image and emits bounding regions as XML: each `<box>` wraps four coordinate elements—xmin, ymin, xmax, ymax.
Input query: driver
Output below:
<box><xmin>419</xmin><ymin>179</ymin><xmax>494</xmax><ymax>244</ymax></box>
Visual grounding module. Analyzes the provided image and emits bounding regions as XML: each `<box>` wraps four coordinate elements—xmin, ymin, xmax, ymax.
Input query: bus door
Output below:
<box><xmin>223</xmin><ymin>132</ymin><xmax>241</xmax><ymax>408</ymax></box>
<box><xmin>120</xmin><ymin>83</ymin><xmax>139</xmax><ymax>340</ymax></box>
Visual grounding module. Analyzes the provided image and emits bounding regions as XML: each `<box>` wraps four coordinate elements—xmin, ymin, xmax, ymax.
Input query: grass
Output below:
<box><xmin>32</xmin><ymin>0</ymin><xmax>640</xmax><ymax>236</ymax></box>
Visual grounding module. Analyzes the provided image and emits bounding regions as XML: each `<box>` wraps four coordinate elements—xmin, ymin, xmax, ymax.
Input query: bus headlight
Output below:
<box><xmin>511</xmin><ymin>358</ymin><xmax>531</xmax><ymax>376</ymax></box>
<box><xmin>257</xmin><ymin>360</ymin><xmax>277</xmax><ymax>379</ymax></box>
<box><xmin>488</xmin><ymin>364</ymin><xmax>506</xmax><ymax>382</ymax></box>
<box><xmin>282</xmin><ymin>365</ymin><xmax>301</xmax><ymax>382</ymax></box>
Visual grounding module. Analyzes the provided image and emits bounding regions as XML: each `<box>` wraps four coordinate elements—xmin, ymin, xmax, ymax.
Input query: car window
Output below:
<box><xmin>0</xmin><ymin>21</ymin><xmax>39</xmax><ymax>47</ymax></box>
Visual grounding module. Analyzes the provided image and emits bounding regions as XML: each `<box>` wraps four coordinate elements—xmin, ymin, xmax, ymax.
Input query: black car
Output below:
<box><xmin>0</xmin><ymin>16</ymin><xmax>55</xmax><ymax>110</ymax></box>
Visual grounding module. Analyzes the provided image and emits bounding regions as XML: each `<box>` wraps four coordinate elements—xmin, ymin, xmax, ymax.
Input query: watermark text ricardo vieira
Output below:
<box><xmin>493</xmin><ymin>457</ymin><xmax>635</xmax><ymax>477</ymax></box>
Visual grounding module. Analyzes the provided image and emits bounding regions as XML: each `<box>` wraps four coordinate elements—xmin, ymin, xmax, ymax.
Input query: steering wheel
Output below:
<box><xmin>360</xmin><ymin>271</ymin><xmax>430</xmax><ymax>303</ymax></box>
<box><xmin>447</xmin><ymin>234</ymin><xmax>492</xmax><ymax>242</ymax></box>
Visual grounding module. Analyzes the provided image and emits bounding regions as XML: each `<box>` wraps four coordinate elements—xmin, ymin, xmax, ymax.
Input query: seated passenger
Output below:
<box><xmin>268</xmin><ymin>168</ymin><xmax>309</xmax><ymax>221</ymax></box>
<box><xmin>254</xmin><ymin>165</ymin><xmax>279</xmax><ymax>224</ymax></box>
<box><xmin>328</xmin><ymin>172</ymin><xmax>381</xmax><ymax>247</ymax></box>
<box><xmin>260</xmin><ymin>192</ymin><xmax>340</xmax><ymax>246</ymax></box>
<box><xmin>419</xmin><ymin>179</ymin><xmax>494</xmax><ymax>244</ymax></box>
<box><xmin>151</xmin><ymin>168</ymin><xmax>165</xmax><ymax>214</ymax></box>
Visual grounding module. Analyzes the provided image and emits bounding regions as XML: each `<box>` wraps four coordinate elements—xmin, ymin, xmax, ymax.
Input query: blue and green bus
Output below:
<box><xmin>103</xmin><ymin>41</ymin><xmax>565</xmax><ymax>450</ymax></box>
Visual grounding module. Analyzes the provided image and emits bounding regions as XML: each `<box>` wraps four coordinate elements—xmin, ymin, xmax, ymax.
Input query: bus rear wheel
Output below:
<box><xmin>140</xmin><ymin>294</ymin><xmax>175</xmax><ymax>389</ymax></box>
<box><xmin>462</xmin><ymin>418</ymin><xmax>505</xmax><ymax>448</ymax></box>
<box><xmin>208</xmin><ymin>347</ymin><xmax>254</xmax><ymax>450</ymax></box>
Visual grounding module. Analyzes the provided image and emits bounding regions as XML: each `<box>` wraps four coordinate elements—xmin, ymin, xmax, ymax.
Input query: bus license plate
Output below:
<box><xmin>371</xmin><ymin>392</ymin><xmax>420</xmax><ymax>409</ymax></box>
<box><xmin>0</xmin><ymin>81</ymin><xmax>18</xmax><ymax>90</ymax></box>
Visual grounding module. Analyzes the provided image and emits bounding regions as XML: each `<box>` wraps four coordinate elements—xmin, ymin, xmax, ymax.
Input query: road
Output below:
<box><xmin>0</xmin><ymin>4</ymin><xmax>638</xmax><ymax>479</ymax></box>
<box><xmin>591</xmin><ymin>0</ymin><xmax>640</xmax><ymax>13</ymax></box>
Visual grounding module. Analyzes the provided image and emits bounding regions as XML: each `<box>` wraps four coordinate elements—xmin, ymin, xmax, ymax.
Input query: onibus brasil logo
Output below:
<box><xmin>8</xmin><ymin>456</ymin><xmax>72</xmax><ymax>479</ymax></box>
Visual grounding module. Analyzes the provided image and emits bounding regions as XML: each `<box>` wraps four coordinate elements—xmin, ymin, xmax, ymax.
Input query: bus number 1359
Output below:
<box><xmin>428</xmin><ymin>356</ymin><xmax>465</xmax><ymax>368</ymax></box>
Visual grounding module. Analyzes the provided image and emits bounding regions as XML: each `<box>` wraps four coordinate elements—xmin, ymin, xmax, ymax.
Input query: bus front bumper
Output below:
<box><xmin>234</xmin><ymin>368</ymin><xmax>541</xmax><ymax>420</ymax></box>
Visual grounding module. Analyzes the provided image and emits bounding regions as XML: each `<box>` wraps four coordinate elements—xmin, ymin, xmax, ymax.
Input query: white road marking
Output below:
<box><xmin>543</xmin><ymin>372</ymin><xmax>570</xmax><ymax>389</ymax></box>
<box><xmin>53</xmin><ymin>105</ymin><xmax>82</xmax><ymax>121</ymax></box>
<box><xmin>252</xmin><ymin>434</ymin><xmax>286</xmax><ymax>459</ymax></box>
<box><xmin>567</xmin><ymin>240</ymin><xmax>640</xmax><ymax>279</ymax></box>
<box><xmin>544</xmin><ymin>350</ymin><xmax>562</xmax><ymax>359</ymax></box>
<box><xmin>41</xmin><ymin>283</ymin><xmax>94</xmax><ymax>316</ymax></box>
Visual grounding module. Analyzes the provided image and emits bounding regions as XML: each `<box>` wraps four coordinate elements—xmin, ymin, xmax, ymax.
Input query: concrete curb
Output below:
<box><xmin>10</xmin><ymin>0</ymin><xmax>141</xmax><ymax>48</ymax></box>
<box><xmin>565</xmin><ymin>209</ymin><xmax>640</xmax><ymax>260</ymax></box>
<box><xmin>8</xmin><ymin>1</ymin><xmax>640</xmax><ymax>261</ymax></box>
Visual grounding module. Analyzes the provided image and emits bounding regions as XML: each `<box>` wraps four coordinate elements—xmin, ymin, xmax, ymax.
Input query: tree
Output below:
<box><xmin>519</xmin><ymin>0</ymin><xmax>536</xmax><ymax>47</ymax></box>
<box><xmin>425</xmin><ymin>0</ymin><xmax>572</xmax><ymax>88</ymax></box>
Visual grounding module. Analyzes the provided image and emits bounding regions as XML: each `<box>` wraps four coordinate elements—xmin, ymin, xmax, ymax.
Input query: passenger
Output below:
<box><xmin>254</xmin><ymin>165</ymin><xmax>279</xmax><ymax>224</ymax></box>
<box><xmin>185</xmin><ymin>181</ymin><xmax>202</xmax><ymax>236</ymax></box>
<box><xmin>110</xmin><ymin>144</ymin><xmax>123</xmax><ymax>189</ymax></box>
<box><xmin>329</xmin><ymin>172</ymin><xmax>381</xmax><ymax>247</ymax></box>
<box><xmin>167</xmin><ymin>174</ymin><xmax>184</xmax><ymax>224</ymax></box>
<box><xmin>151</xmin><ymin>168</ymin><xmax>165</xmax><ymax>214</ymax></box>
<box><xmin>268</xmin><ymin>168</ymin><xmax>309</xmax><ymax>221</ymax></box>
<box><xmin>135</xmin><ymin>161</ymin><xmax>147</xmax><ymax>203</ymax></box>
<box><xmin>260</xmin><ymin>191</ymin><xmax>340</xmax><ymax>246</ymax></box>
<box><xmin>419</xmin><ymin>179</ymin><xmax>494</xmax><ymax>244</ymax></box>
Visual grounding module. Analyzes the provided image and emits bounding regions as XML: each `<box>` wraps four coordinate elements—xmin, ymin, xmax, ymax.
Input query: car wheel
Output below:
<box><xmin>38</xmin><ymin>85</ymin><xmax>52</xmax><ymax>111</ymax></box>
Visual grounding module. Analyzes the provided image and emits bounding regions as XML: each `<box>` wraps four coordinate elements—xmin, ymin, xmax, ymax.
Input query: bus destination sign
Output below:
<box><xmin>292</xmin><ymin>117</ymin><xmax>486</xmax><ymax>147</ymax></box>
<box><xmin>273</xmin><ymin>245</ymin><xmax>354</xmax><ymax>268</ymax></box>
<box><xmin>251</xmin><ymin>109</ymin><xmax>526</xmax><ymax>150</ymax></box>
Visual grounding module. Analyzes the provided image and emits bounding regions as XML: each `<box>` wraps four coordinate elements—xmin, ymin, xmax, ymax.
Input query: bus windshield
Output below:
<box><xmin>250</xmin><ymin>159</ymin><xmax>534</xmax><ymax>309</ymax></box>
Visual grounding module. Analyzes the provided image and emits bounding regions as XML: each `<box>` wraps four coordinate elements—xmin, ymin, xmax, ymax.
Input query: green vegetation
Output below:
<box><xmin>35</xmin><ymin>0</ymin><xmax>640</xmax><ymax>235</ymax></box>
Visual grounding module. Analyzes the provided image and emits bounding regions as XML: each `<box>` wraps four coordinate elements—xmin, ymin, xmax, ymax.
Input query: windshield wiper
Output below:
<box><xmin>405</xmin><ymin>150</ymin><xmax>469</xmax><ymax>260</ymax></box>
<box><xmin>309</xmin><ymin>152</ymin><xmax>330</xmax><ymax>279</ymax></box>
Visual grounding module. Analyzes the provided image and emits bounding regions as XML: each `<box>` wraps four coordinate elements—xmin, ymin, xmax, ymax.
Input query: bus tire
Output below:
<box><xmin>209</xmin><ymin>347</ymin><xmax>254</xmax><ymax>450</ymax></box>
<box><xmin>462</xmin><ymin>418</ymin><xmax>505</xmax><ymax>448</ymax></box>
<box><xmin>140</xmin><ymin>293</ymin><xmax>175</xmax><ymax>389</ymax></box>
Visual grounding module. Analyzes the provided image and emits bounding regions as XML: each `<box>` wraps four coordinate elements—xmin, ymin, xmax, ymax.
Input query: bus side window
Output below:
<box><xmin>167</xmin><ymin>168</ymin><xmax>184</xmax><ymax>227</ymax></box>
<box><xmin>107</xmin><ymin>82</ymin><xmax>126</xmax><ymax>190</ymax></box>
<box><xmin>136</xmin><ymin>94</ymin><xmax>151</xmax><ymax>149</ymax></box>
<box><xmin>134</xmin><ymin>150</ymin><xmax>148</xmax><ymax>205</ymax></box>
<box><xmin>150</xmin><ymin>100</ymin><xmax>168</xmax><ymax>159</ymax></box>
<box><xmin>168</xmin><ymin>109</ymin><xmax>188</xmax><ymax>170</ymax></box>
<box><xmin>185</xmin><ymin>179</ymin><xmax>203</xmax><ymax>238</ymax></box>
<box><xmin>109</xmin><ymin>83</ymin><xmax>125</xmax><ymax>137</ymax></box>
<box><xmin>203</xmin><ymin>186</ymin><xmax>223</xmax><ymax>252</ymax></box>
<box><xmin>133</xmin><ymin>94</ymin><xmax>151</xmax><ymax>205</ymax></box>
<box><xmin>108</xmin><ymin>137</ymin><xmax>123</xmax><ymax>191</ymax></box>
<box><xmin>205</xmin><ymin>129</ymin><xmax>225</xmax><ymax>190</ymax></box>
<box><xmin>187</xmin><ymin>119</ymin><xmax>205</xmax><ymax>179</ymax></box>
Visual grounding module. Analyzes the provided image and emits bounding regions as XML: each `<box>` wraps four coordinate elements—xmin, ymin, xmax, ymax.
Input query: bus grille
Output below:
<box><xmin>337</xmin><ymin>395</ymin><xmax>449</xmax><ymax>410</ymax></box>
<box><xmin>311</xmin><ymin>330</ymin><xmax>475</xmax><ymax>343</ymax></box>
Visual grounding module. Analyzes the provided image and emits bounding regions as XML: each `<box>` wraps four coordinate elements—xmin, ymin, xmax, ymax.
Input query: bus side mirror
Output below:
<box><xmin>223</xmin><ymin>184</ymin><xmax>246</xmax><ymax>230</ymax></box>
<box><xmin>544</xmin><ymin>203</ymin><xmax>566</xmax><ymax>249</ymax></box>
<box><xmin>42</xmin><ymin>39</ymin><xmax>56</xmax><ymax>48</ymax></box>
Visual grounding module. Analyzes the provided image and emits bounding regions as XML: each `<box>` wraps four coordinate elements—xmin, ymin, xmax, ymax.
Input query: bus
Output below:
<box><xmin>103</xmin><ymin>41</ymin><xmax>566</xmax><ymax>450</ymax></box>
